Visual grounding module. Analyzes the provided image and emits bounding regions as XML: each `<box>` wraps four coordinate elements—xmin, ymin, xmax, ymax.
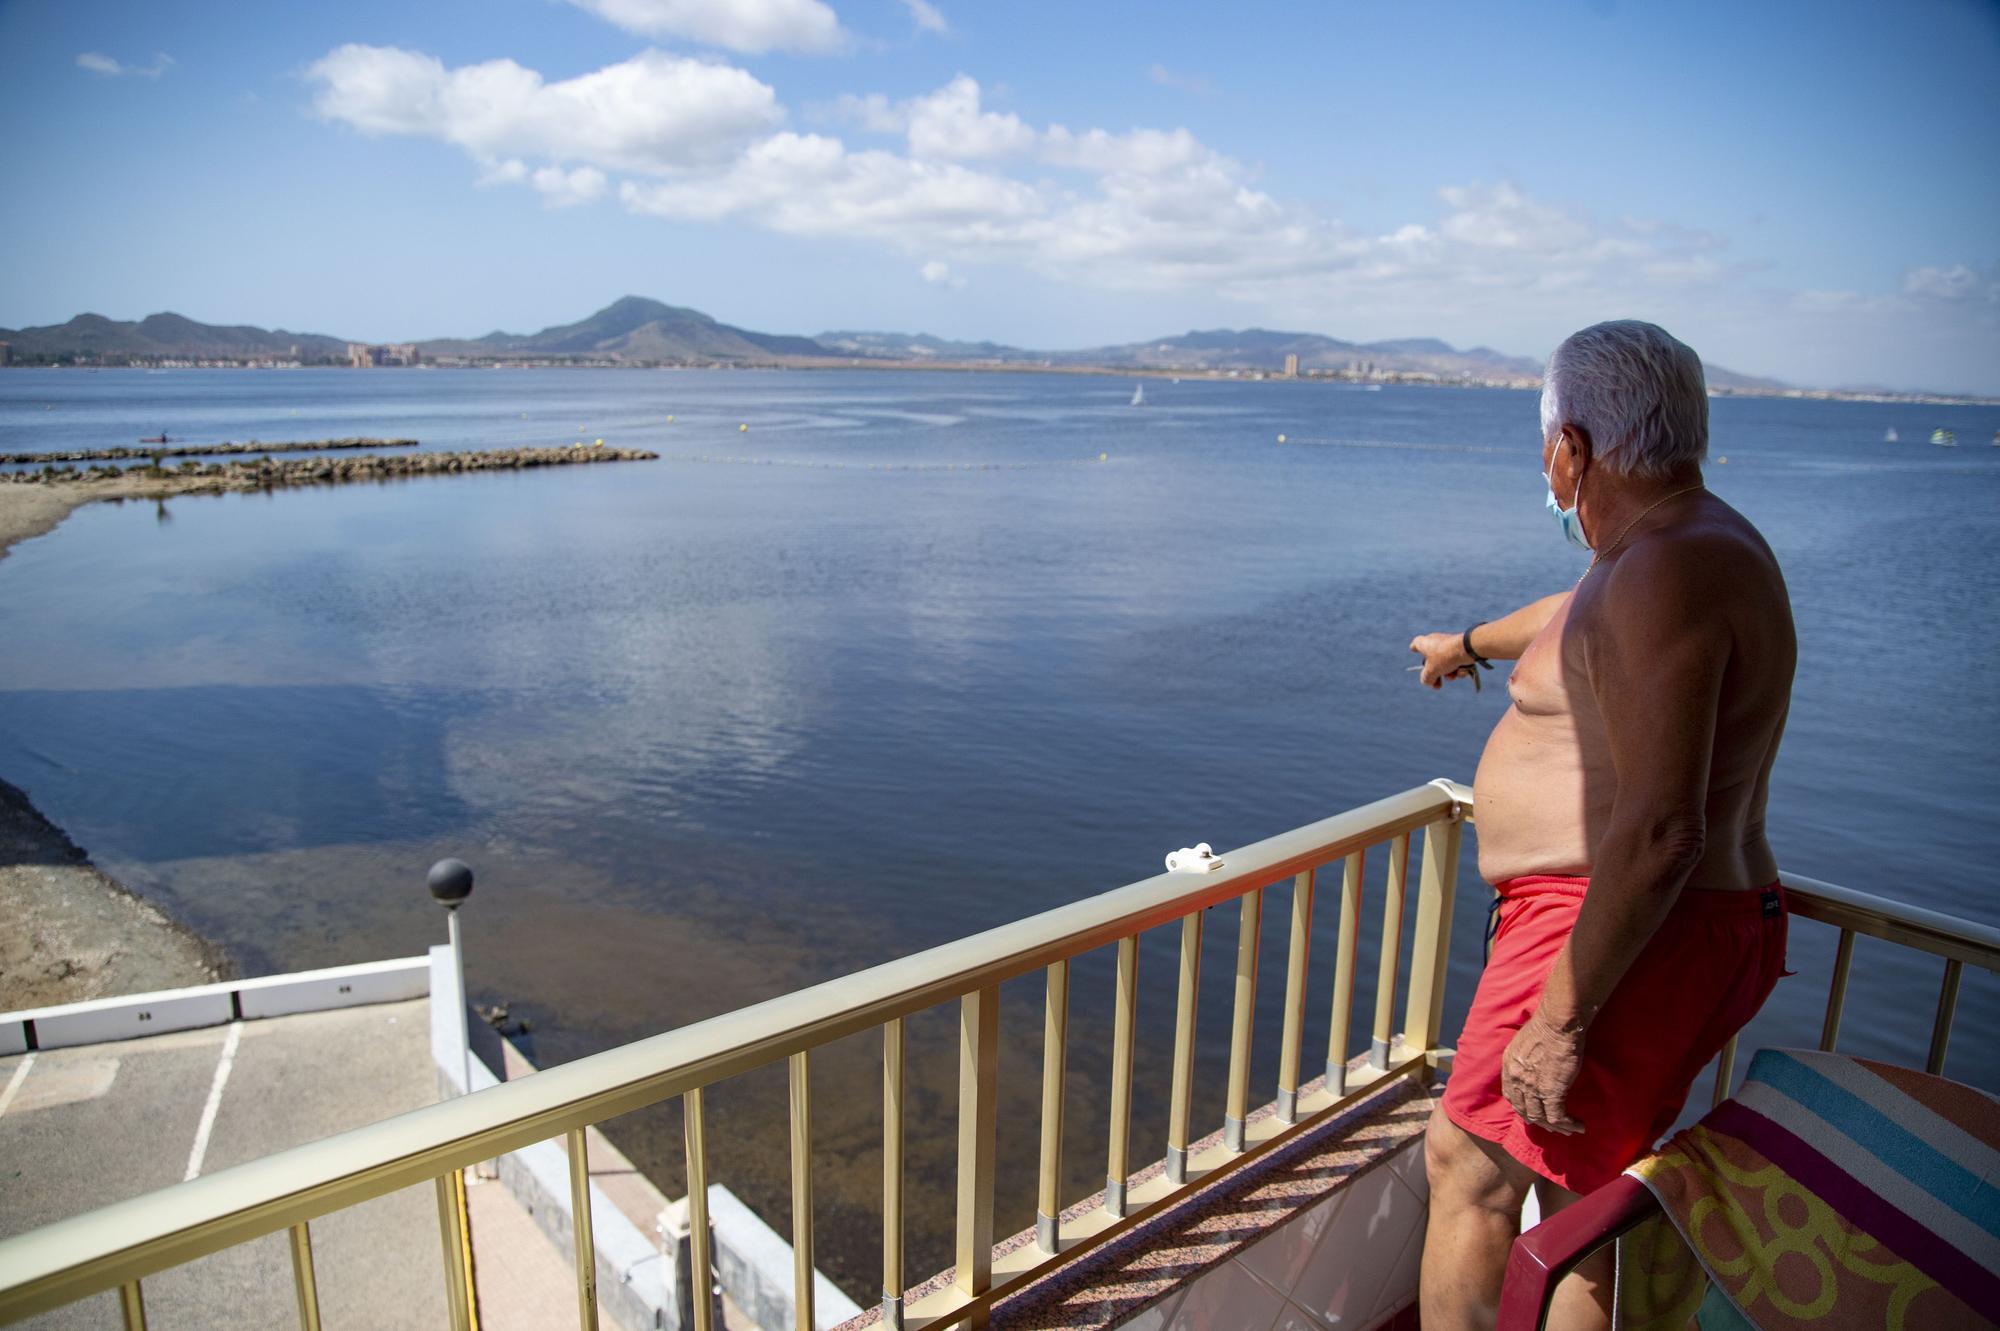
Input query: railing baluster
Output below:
<box><xmin>118</xmin><ymin>1280</ymin><xmax>147</xmax><ymax>1331</ymax></box>
<box><xmin>1105</xmin><ymin>935</ymin><xmax>1140</xmax><ymax>1217</ymax></box>
<box><xmin>1819</xmin><ymin>928</ymin><xmax>1855</xmax><ymax>1051</ymax></box>
<box><xmin>956</xmin><ymin>986</ymin><xmax>999</xmax><ymax>1320</ymax></box>
<box><xmin>1166</xmin><ymin>911</ymin><xmax>1203</xmax><ymax>1183</ymax></box>
<box><xmin>1276</xmin><ymin>869</ymin><xmax>1316</xmax><ymax>1123</ymax></box>
<box><xmin>882</xmin><ymin>1018</ymin><xmax>905</xmax><ymax>1329</ymax></box>
<box><xmin>566</xmin><ymin>1129</ymin><xmax>600</xmax><ymax>1330</ymax></box>
<box><xmin>433</xmin><ymin>1172</ymin><xmax>473</xmax><ymax>1331</ymax></box>
<box><xmin>1927</xmin><ymin>959</ymin><xmax>1962</xmax><ymax>1076</ymax></box>
<box><xmin>789</xmin><ymin>1052</ymin><xmax>815</xmax><ymax>1331</ymax></box>
<box><xmin>1327</xmin><ymin>850</ymin><xmax>1366</xmax><ymax>1096</ymax></box>
<box><xmin>1402</xmin><ymin>816</ymin><xmax>1465</xmax><ymax>1070</ymax></box>
<box><xmin>1370</xmin><ymin>833</ymin><xmax>1412</xmax><ymax>1069</ymax></box>
<box><xmin>1712</xmin><ymin>1034</ymin><xmax>1739</xmax><ymax>1108</ymax></box>
<box><xmin>288</xmin><ymin>1222</ymin><xmax>322</xmax><ymax>1331</ymax></box>
<box><xmin>1036</xmin><ymin>961</ymin><xmax>1068</xmax><ymax>1252</ymax></box>
<box><xmin>1224</xmin><ymin>888</ymin><xmax>1263</xmax><ymax>1151</ymax></box>
<box><xmin>685</xmin><ymin>1088</ymin><xmax>715</xmax><ymax>1331</ymax></box>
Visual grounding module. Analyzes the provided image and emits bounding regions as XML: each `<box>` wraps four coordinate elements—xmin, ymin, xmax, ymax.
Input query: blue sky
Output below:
<box><xmin>1</xmin><ymin>0</ymin><xmax>1995</xmax><ymax>392</ymax></box>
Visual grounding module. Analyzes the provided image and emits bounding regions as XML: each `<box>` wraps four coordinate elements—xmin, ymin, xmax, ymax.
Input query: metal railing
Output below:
<box><xmin>0</xmin><ymin>781</ymin><xmax>1474</xmax><ymax>1331</ymax></box>
<box><xmin>1705</xmin><ymin>868</ymin><xmax>2000</xmax><ymax>1107</ymax></box>
<box><xmin>5</xmin><ymin>780</ymin><xmax>1994</xmax><ymax>1331</ymax></box>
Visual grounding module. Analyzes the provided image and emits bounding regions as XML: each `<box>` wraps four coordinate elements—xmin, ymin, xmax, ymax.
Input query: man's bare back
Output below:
<box><xmin>1475</xmin><ymin>491</ymin><xmax>1796</xmax><ymax>890</ymax></box>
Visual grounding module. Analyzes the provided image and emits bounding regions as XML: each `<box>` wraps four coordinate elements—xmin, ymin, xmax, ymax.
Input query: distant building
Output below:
<box><xmin>346</xmin><ymin>342</ymin><xmax>422</xmax><ymax>368</ymax></box>
<box><xmin>1283</xmin><ymin>353</ymin><xmax>1299</xmax><ymax>378</ymax></box>
<box><xmin>0</xmin><ymin>341</ymin><xmax>10</xmax><ymax>367</ymax></box>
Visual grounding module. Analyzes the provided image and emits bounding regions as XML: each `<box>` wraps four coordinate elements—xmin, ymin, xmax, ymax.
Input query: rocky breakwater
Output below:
<box><xmin>0</xmin><ymin>437</ymin><xmax>418</xmax><ymax>464</ymax></box>
<box><xmin>4</xmin><ymin>443</ymin><xmax>660</xmax><ymax>492</ymax></box>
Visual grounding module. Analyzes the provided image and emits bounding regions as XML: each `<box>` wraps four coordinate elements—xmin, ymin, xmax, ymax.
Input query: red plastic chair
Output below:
<box><xmin>1495</xmin><ymin>1174</ymin><xmax>1660</xmax><ymax>1331</ymax></box>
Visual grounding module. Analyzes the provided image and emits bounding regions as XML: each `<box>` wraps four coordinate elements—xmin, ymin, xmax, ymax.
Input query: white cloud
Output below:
<box><xmin>1147</xmin><ymin>64</ymin><xmax>1213</xmax><ymax>97</ymax></box>
<box><xmin>306</xmin><ymin>45</ymin><xmax>782</xmax><ymax>174</ymax></box>
<box><xmin>836</xmin><ymin>76</ymin><xmax>1034</xmax><ymax>160</ymax></box>
<box><xmin>900</xmin><ymin>0</ymin><xmax>949</xmax><ymax>34</ymax></box>
<box><xmin>533</xmin><ymin>165</ymin><xmax>610</xmax><ymax>208</ymax></box>
<box><xmin>77</xmin><ymin>51</ymin><xmax>172</xmax><ymax>78</ymax></box>
<box><xmin>1902</xmin><ymin>263</ymin><xmax>1998</xmax><ymax>303</ymax></box>
<box><xmin>564</xmin><ymin>0</ymin><xmax>845</xmax><ymax>54</ymax></box>
<box><xmin>920</xmin><ymin>259</ymin><xmax>964</xmax><ymax>288</ymax></box>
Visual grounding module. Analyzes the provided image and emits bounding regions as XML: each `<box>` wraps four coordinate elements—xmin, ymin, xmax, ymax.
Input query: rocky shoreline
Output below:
<box><xmin>0</xmin><ymin>436</ymin><xmax>417</xmax><ymax>464</ymax></box>
<box><xmin>5</xmin><ymin>442</ymin><xmax>658</xmax><ymax>489</ymax></box>
<box><xmin>0</xmin><ymin>777</ymin><xmax>226</xmax><ymax>1010</ymax></box>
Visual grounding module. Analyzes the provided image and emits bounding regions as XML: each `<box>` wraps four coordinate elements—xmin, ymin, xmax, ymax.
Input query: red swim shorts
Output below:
<box><xmin>1440</xmin><ymin>875</ymin><xmax>1788</xmax><ymax>1195</ymax></box>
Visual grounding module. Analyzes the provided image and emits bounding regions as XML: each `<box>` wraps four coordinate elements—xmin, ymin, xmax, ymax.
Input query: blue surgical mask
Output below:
<box><xmin>1543</xmin><ymin>456</ymin><xmax>1591</xmax><ymax>551</ymax></box>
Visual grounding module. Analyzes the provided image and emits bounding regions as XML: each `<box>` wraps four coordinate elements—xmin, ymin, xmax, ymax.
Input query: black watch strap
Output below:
<box><xmin>1463</xmin><ymin>622</ymin><xmax>1491</xmax><ymax>668</ymax></box>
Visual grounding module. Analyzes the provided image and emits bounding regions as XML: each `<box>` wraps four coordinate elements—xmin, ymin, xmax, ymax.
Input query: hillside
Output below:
<box><xmin>417</xmin><ymin>296</ymin><xmax>828</xmax><ymax>362</ymax></box>
<box><xmin>0</xmin><ymin>312</ymin><xmax>350</xmax><ymax>363</ymax></box>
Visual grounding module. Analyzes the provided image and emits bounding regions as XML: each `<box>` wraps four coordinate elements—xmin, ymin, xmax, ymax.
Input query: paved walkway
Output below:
<box><xmin>0</xmin><ymin>999</ymin><xmax>628</xmax><ymax>1330</ymax></box>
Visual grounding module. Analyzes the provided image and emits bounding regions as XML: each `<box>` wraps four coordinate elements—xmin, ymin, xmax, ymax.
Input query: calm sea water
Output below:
<box><xmin>3</xmin><ymin>367</ymin><xmax>1996</xmax><ymax>1288</ymax></box>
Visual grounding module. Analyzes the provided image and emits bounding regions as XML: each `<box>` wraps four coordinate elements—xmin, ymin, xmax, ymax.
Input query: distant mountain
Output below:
<box><xmin>0</xmin><ymin>311</ymin><xmax>350</xmax><ymax>362</ymax></box>
<box><xmin>418</xmin><ymin>295</ymin><xmax>827</xmax><ymax>362</ymax></box>
<box><xmin>815</xmin><ymin>330</ymin><xmax>1028</xmax><ymax>361</ymax></box>
<box><xmin>1039</xmin><ymin>327</ymin><xmax>1547</xmax><ymax>381</ymax></box>
<box><xmin>0</xmin><ymin>296</ymin><xmax>1790</xmax><ymax>392</ymax></box>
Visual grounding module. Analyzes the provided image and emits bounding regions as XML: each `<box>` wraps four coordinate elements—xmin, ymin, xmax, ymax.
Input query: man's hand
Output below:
<box><xmin>1500</xmin><ymin>1010</ymin><xmax>1586</xmax><ymax>1134</ymax></box>
<box><xmin>1409</xmin><ymin>632</ymin><xmax>1474</xmax><ymax>688</ymax></box>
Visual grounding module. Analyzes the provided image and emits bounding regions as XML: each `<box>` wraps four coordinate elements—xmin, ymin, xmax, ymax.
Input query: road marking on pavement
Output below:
<box><xmin>184</xmin><ymin>1021</ymin><xmax>242</xmax><ymax>1181</ymax></box>
<box><xmin>0</xmin><ymin>1053</ymin><xmax>35</xmax><ymax>1119</ymax></box>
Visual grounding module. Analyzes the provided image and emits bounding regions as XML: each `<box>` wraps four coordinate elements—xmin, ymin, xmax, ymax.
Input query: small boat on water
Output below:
<box><xmin>138</xmin><ymin>434</ymin><xmax>177</xmax><ymax>444</ymax></box>
<box><xmin>1931</xmin><ymin>428</ymin><xmax>1956</xmax><ymax>447</ymax></box>
<box><xmin>1130</xmin><ymin>383</ymin><xmax>1145</xmax><ymax>407</ymax></box>
<box><xmin>1884</xmin><ymin>427</ymin><xmax>1898</xmax><ymax>442</ymax></box>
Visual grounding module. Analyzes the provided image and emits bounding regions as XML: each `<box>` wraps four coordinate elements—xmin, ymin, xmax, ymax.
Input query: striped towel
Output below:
<box><xmin>1615</xmin><ymin>1048</ymin><xmax>1999</xmax><ymax>1330</ymax></box>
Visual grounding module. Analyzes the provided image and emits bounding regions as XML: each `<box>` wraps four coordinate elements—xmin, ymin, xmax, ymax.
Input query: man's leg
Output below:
<box><xmin>1420</xmin><ymin>1108</ymin><xmax>1538</xmax><ymax>1331</ymax></box>
<box><xmin>1532</xmin><ymin>1180</ymin><xmax>1614</xmax><ymax>1331</ymax></box>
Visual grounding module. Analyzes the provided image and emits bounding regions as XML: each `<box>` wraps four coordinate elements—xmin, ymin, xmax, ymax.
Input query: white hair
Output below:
<box><xmin>1540</xmin><ymin>320</ymin><xmax>1708</xmax><ymax>478</ymax></box>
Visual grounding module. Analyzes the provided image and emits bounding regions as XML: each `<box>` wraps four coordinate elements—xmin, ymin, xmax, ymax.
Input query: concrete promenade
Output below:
<box><xmin>0</xmin><ymin>999</ymin><xmax>629</xmax><ymax>1330</ymax></box>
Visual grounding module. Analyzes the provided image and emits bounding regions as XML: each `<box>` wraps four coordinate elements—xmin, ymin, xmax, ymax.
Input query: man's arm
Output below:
<box><xmin>1500</xmin><ymin>547</ymin><xmax>1728</xmax><ymax>1133</ymax></box>
<box><xmin>1409</xmin><ymin>591</ymin><xmax>1571</xmax><ymax>688</ymax></box>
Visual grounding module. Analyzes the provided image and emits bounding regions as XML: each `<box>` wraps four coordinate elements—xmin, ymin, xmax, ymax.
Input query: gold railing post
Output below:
<box><xmin>566</xmin><ymin>1129</ymin><xmax>600</xmax><ymax>1330</ymax></box>
<box><xmin>1105</xmin><ymin>935</ymin><xmax>1140</xmax><ymax>1217</ymax></box>
<box><xmin>1276</xmin><ymin>869</ymin><xmax>1316</xmax><ymax>1123</ymax></box>
<box><xmin>684</xmin><ymin>1089</ymin><xmax>715</xmax><ymax>1331</ymax></box>
<box><xmin>1035</xmin><ymin>961</ymin><xmax>1068</xmax><ymax>1252</ymax></box>
<box><xmin>1327</xmin><ymin>850</ymin><xmax>1366</xmax><ymax>1095</ymax></box>
<box><xmin>1224</xmin><ymin>888</ymin><xmax>1263</xmax><ymax>1151</ymax></box>
<box><xmin>1712</xmin><ymin>1034</ymin><xmax>1739</xmax><ymax>1108</ymax></box>
<box><xmin>1819</xmin><ymin>928</ymin><xmax>1855</xmax><ymax>1051</ymax></box>
<box><xmin>789</xmin><ymin>1052</ymin><xmax>815</xmax><ymax>1331</ymax></box>
<box><xmin>1370</xmin><ymin>833</ymin><xmax>1412</xmax><ymax>1070</ymax></box>
<box><xmin>433</xmin><ymin>1172</ymin><xmax>473</xmax><ymax>1331</ymax></box>
<box><xmin>882</xmin><ymin>1019</ymin><xmax>906</xmax><ymax>1329</ymax></box>
<box><xmin>1165</xmin><ymin>911</ymin><xmax>1203</xmax><ymax>1183</ymax></box>
<box><xmin>118</xmin><ymin>1280</ymin><xmax>147</xmax><ymax>1331</ymax></box>
<box><xmin>1402</xmin><ymin>815</ymin><xmax>1464</xmax><ymax>1074</ymax></box>
<box><xmin>956</xmin><ymin>986</ymin><xmax>999</xmax><ymax>1322</ymax></box>
<box><xmin>1927</xmin><ymin>959</ymin><xmax>1962</xmax><ymax>1076</ymax></box>
<box><xmin>288</xmin><ymin>1223</ymin><xmax>322</xmax><ymax>1331</ymax></box>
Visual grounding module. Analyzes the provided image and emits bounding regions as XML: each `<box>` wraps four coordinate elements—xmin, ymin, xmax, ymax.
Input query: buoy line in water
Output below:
<box><xmin>663</xmin><ymin>453</ymin><xmax>1112</xmax><ymax>471</ymax></box>
<box><xmin>1273</xmin><ymin>435</ymin><xmax>1514</xmax><ymax>454</ymax></box>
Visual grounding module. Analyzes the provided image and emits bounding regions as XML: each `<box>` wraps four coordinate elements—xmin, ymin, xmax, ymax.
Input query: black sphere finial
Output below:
<box><xmin>428</xmin><ymin>858</ymin><xmax>474</xmax><ymax>907</ymax></box>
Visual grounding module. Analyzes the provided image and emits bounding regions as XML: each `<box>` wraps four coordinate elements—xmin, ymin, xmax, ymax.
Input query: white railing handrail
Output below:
<box><xmin>0</xmin><ymin>781</ymin><xmax>1462</xmax><ymax>1319</ymax></box>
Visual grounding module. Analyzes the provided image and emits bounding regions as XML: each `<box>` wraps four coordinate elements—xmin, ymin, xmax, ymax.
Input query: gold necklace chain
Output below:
<box><xmin>1582</xmin><ymin>485</ymin><xmax>1705</xmax><ymax>579</ymax></box>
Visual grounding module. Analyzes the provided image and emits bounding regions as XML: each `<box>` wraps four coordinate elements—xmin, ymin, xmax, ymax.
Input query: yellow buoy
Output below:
<box><xmin>1099</xmin><ymin>452</ymin><xmax>1108</xmax><ymax>462</ymax></box>
<box><xmin>1277</xmin><ymin>433</ymin><xmax>1287</xmax><ymax>443</ymax></box>
<box><xmin>739</xmin><ymin>423</ymin><xmax>748</xmax><ymax>432</ymax></box>
<box><xmin>667</xmin><ymin>415</ymin><xmax>674</xmax><ymax>423</ymax></box>
<box><xmin>594</xmin><ymin>439</ymin><xmax>603</xmax><ymax>446</ymax></box>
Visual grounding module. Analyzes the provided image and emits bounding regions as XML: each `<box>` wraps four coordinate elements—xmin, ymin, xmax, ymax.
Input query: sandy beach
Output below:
<box><xmin>0</xmin><ymin>482</ymin><xmax>235</xmax><ymax>1009</ymax></box>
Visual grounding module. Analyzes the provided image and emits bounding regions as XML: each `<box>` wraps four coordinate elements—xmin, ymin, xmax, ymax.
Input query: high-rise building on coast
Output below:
<box><xmin>346</xmin><ymin>342</ymin><xmax>421</xmax><ymax>367</ymax></box>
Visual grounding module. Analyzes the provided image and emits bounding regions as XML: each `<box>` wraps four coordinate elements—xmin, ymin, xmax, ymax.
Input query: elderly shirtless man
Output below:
<box><xmin>1409</xmin><ymin>321</ymin><xmax>1795</xmax><ymax>1330</ymax></box>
